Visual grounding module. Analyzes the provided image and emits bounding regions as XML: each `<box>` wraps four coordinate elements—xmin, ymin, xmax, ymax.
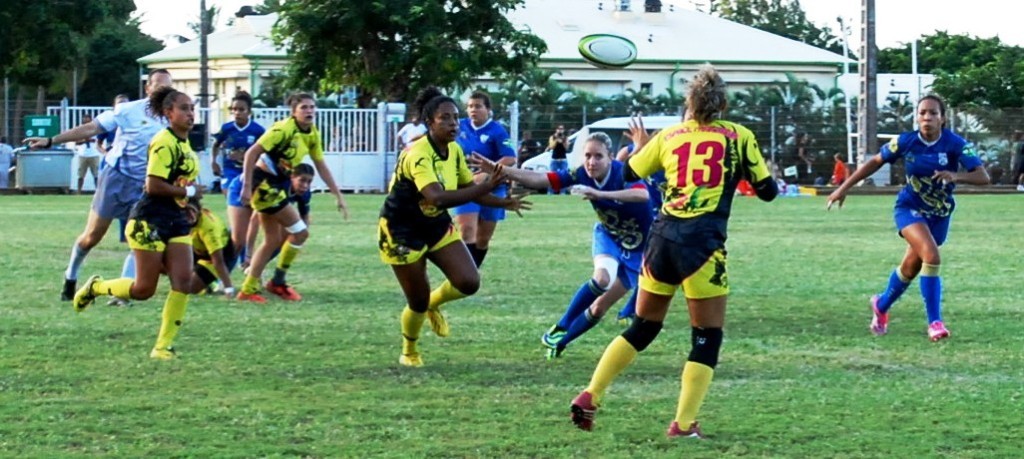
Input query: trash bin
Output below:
<box><xmin>15</xmin><ymin>147</ymin><xmax>74</xmax><ymax>192</ymax></box>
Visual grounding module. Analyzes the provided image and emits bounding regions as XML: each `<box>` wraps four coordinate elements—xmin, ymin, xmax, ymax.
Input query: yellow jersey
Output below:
<box><xmin>257</xmin><ymin>117</ymin><xmax>324</xmax><ymax>176</ymax></box>
<box><xmin>628</xmin><ymin>119</ymin><xmax>770</xmax><ymax>224</ymax></box>
<box><xmin>140</xmin><ymin>128</ymin><xmax>199</xmax><ymax>211</ymax></box>
<box><xmin>191</xmin><ymin>208</ymin><xmax>230</xmax><ymax>259</ymax></box>
<box><xmin>380</xmin><ymin>135</ymin><xmax>474</xmax><ymax>227</ymax></box>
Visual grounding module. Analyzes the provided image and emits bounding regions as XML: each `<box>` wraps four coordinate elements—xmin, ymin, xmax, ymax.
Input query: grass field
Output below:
<box><xmin>0</xmin><ymin>193</ymin><xmax>1021</xmax><ymax>458</ymax></box>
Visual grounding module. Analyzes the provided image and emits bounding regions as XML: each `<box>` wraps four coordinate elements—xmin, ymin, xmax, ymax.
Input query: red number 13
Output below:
<box><xmin>672</xmin><ymin>141</ymin><xmax>725</xmax><ymax>188</ymax></box>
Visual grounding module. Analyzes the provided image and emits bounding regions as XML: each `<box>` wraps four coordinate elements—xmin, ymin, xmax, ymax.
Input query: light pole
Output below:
<box><xmin>838</xmin><ymin>16</ymin><xmax>854</xmax><ymax>164</ymax></box>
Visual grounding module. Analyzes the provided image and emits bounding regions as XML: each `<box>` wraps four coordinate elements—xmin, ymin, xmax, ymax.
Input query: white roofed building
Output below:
<box><xmin>137</xmin><ymin>14</ymin><xmax>288</xmax><ymax>109</ymax></box>
<box><xmin>496</xmin><ymin>0</ymin><xmax>851</xmax><ymax>97</ymax></box>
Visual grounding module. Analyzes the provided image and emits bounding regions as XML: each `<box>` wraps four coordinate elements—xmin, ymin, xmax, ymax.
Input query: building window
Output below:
<box><xmin>640</xmin><ymin>83</ymin><xmax>653</xmax><ymax>95</ymax></box>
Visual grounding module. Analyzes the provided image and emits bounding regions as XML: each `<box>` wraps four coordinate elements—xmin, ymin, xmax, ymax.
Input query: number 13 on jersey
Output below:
<box><xmin>671</xmin><ymin>141</ymin><xmax>725</xmax><ymax>188</ymax></box>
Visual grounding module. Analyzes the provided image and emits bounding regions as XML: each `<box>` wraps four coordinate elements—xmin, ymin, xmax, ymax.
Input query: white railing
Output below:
<box><xmin>46</xmin><ymin>101</ymin><xmax>406</xmax><ymax>192</ymax></box>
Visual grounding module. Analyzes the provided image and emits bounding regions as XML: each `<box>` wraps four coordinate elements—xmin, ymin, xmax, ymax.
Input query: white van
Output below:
<box><xmin>520</xmin><ymin>115</ymin><xmax>683</xmax><ymax>172</ymax></box>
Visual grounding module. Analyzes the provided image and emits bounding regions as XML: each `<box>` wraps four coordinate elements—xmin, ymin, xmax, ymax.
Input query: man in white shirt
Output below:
<box><xmin>25</xmin><ymin>69</ymin><xmax>173</xmax><ymax>301</ymax></box>
<box><xmin>396</xmin><ymin>116</ymin><xmax>427</xmax><ymax>149</ymax></box>
<box><xmin>75</xmin><ymin>114</ymin><xmax>103</xmax><ymax>194</ymax></box>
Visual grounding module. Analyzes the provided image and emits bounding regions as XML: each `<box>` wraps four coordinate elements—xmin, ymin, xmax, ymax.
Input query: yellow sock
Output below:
<box><xmin>428</xmin><ymin>280</ymin><xmax>469</xmax><ymax>310</ymax></box>
<box><xmin>241</xmin><ymin>275</ymin><xmax>261</xmax><ymax>294</ymax></box>
<box><xmin>675</xmin><ymin>361</ymin><xmax>715</xmax><ymax>426</ymax></box>
<box><xmin>400</xmin><ymin>306</ymin><xmax>426</xmax><ymax>355</ymax></box>
<box><xmin>585</xmin><ymin>336</ymin><xmax>639</xmax><ymax>403</ymax></box>
<box><xmin>154</xmin><ymin>290</ymin><xmax>189</xmax><ymax>351</ymax></box>
<box><xmin>92</xmin><ymin>277</ymin><xmax>133</xmax><ymax>299</ymax></box>
<box><xmin>276</xmin><ymin>241</ymin><xmax>302</xmax><ymax>271</ymax></box>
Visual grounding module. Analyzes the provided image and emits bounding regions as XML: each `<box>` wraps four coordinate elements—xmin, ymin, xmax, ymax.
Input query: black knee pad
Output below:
<box><xmin>688</xmin><ymin>327</ymin><xmax>723</xmax><ymax>368</ymax></box>
<box><xmin>621</xmin><ymin>318</ymin><xmax>663</xmax><ymax>352</ymax></box>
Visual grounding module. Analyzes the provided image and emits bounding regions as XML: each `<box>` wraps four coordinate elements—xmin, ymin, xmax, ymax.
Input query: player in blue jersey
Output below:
<box><xmin>471</xmin><ymin>132</ymin><xmax>654</xmax><ymax>360</ymax></box>
<box><xmin>452</xmin><ymin>91</ymin><xmax>517</xmax><ymax>267</ymax></box>
<box><xmin>212</xmin><ymin>91</ymin><xmax>266</xmax><ymax>265</ymax></box>
<box><xmin>614</xmin><ymin>119</ymin><xmax>668</xmax><ymax>325</ymax></box>
<box><xmin>827</xmin><ymin>95</ymin><xmax>989</xmax><ymax>341</ymax></box>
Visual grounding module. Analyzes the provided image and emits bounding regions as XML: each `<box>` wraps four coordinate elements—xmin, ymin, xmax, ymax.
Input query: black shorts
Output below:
<box><xmin>642</xmin><ymin>217</ymin><xmax>726</xmax><ymax>287</ymax></box>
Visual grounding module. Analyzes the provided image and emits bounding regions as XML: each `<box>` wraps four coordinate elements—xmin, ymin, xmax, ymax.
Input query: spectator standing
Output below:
<box><xmin>75</xmin><ymin>114</ymin><xmax>103</xmax><ymax>194</ymax></box>
<box><xmin>0</xmin><ymin>137</ymin><xmax>14</xmax><ymax>189</ymax></box>
<box><xmin>831</xmin><ymin>153</ymin><xmax>850</xmax><ymax>185</ymax></box>
<box><xmin>549</xmin><ymin>125</ymin><xmax>569</xmax><ymax>173</ymax></box>
<box><xmin>1013</xmin><ymin>131</ymin><xmax>1024</xmax><ymax>191</ymax></box>
<box><xmin>396</xmin><ymin>115</ymin><xmax>427</xmax><ymax>149</ymax></box>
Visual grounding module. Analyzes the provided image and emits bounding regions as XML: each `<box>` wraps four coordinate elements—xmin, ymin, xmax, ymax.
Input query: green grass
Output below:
<box><xmin>0</xmin><ymin>193</ymin><xmax>1021</xmax><ymax>458</ymax></box>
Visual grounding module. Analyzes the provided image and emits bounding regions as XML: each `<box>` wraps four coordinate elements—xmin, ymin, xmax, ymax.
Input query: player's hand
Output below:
<box><xmin>211</xmin><ymin>161</ymin><xmax>222</xmax><ymax>177</ymax></box>
<box><xmin>505</xmin><ymin>191</ymin><xmax>533</xmax><ymax>218</ymax></box>
<box><xmin>573</xmin><ymin>185</ymin><xmax>603</xmax><ymax>201</ymax></box>
<box><xmin>469</xmin><ymin>152</ymin><xmax>498</xmax><ymax>174</ymax></box>
<box><xmin>825</xmin><ymin>189</ymin><xmax>846</xmax><ymax>211</ymax></box>
<box><xmin>626</xmin><ymin>113</ymin><xmax>650</xmax><ymax>152</ymax></box>
<box><xmin>223</xmin><ymin>286</ymin><xmax>236</xmax><ymax>299</ymax></box>
<box><xmin>240</xmin><ymin>187</ymin><xmax>252</xmax><ymax>206</ymax></box>
<box><xmin>23</xmin><ymin>137</ymin><xmax>52</xmax><ymax>150</ymax></box>
<box><xmin>484</xmin><ymin>163</ymin><xmax>507</xmax><ymax>188</ymax></box>
<box><xmin>932</xmin><ymin>170</ymin><xmax>956</xmax><ymax>184</ymax></box>
<box><xmin>336</xmin><ymin>195</ymin><xmax>350</xmax><ymax>220</ymax></box>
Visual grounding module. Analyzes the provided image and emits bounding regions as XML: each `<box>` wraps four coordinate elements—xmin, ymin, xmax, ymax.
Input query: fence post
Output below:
<box><xmin>770</xmin><ymin>106</ymin><xmax>777</xmax><ymax>165</ymax></box>
<box><xmin>510</xmin><ymin>101</ymin><xmax>520</xmax><ymax>149</ymax></box>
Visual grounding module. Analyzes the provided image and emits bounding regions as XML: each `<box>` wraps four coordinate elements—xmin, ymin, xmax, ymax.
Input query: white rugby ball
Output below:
<box><xmin>578</xmin><ymin>34</ymin><xmax>638</xmax><ymax>69</ymax></box>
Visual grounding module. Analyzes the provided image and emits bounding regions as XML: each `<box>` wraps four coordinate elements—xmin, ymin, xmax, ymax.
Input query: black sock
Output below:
<box><xmin>271</xmin><ymin>268</ymin><xmax>288</xmax><ymax>286</ymax></box>
<box><xmin>472</xmin><ymin>246</ymin><xmax>488</xmax><ymax>267</ymax></box>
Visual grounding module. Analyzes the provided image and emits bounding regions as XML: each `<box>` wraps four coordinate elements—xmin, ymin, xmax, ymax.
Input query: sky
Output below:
<box><xmin>133</xmin><ymin>0</ymin><xmax>1024</xmax><ymax>50</ymax></box>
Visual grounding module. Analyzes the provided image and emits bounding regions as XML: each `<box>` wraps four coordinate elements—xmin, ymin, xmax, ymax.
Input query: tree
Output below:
<box><xmin>709</xmin><ymin>0</ymin><xmax>843</xmax><ymax>54</ymax></box>
<box><xmin>271</xmin><ymin>0</ymin><xmax>546</xmax><ymax>107</ymax></box>
<box><xmin>77</xmin><ymin>17</ymin><xmax>163</xmax><ymax>105</ymax></box>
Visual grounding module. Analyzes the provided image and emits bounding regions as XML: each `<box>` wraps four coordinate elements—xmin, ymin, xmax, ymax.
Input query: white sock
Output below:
<box><xmin>65</xmin><ymin>244</ymin><xmax>91</xmax><ymax>280</ymax></box>
<box><xmin>120</xmin><ymin>253</ymin><xmax>136</xmax><ymax>279</ymax></box>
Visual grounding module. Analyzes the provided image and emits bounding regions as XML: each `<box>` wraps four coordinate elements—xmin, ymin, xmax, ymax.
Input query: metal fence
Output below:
<box><xmin>33</xmin><ymin>101</ymin><xmax>1024</xmax><ymax>190</ymax></box>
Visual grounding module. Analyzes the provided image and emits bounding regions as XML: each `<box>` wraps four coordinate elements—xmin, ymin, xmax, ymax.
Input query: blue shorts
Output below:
<box><xmin>592</xmin><ymin>224</ymin><xmax>642</xmax><ymax>291</ymax></box>
<box><xmin>91</xmin><ymin>167</ymin><xmax>144</xmax><ymax>221</ymax></box>
<box><xmin>894</xmin><ymin>206</ymin><xmax>951</xmax><ymax>246</ymax></box>
<box><xmin>451</xmin><ymin>185</ymin><xmax>507</xmax><ymax>221</ymax></box>
<box><xmin>226</xmin><ymin>175</ymin><xmax>246</xmax><ymax>207</ymax></box>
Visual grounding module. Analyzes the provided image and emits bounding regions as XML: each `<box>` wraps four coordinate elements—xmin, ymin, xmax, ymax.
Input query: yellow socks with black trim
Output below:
<box><xmin>92</xmin><ymin>277</ymin><xmax>133</xmax><ymax>299</ymax></box>
<box><xmin>675</xmin><ymin>361</ymin><xmax>715</xmax><ymax>426</ymax></box>
<box><xmin>272</xmin><ymin>242</ymin><xmax>303</xmax><ymax>285</ymax></box>
<box><xmin>428</xmin><ymin>280</ymin><xmax>469</xmax><ymax>311</ymax></box>
<box><xmin>401</xmin><ymin>306</ymin><xmax>426</xmax><ymax>354</ymax></box>
<box><xmin>241</xmin><ymin>274</ymin><xmax>261</xmax><ymax>294</ymax></box>
<box><xmin>153</xmin><ymin>290</ymin><xmax>189</xmax><ymax>354</ymax></box>
<box><xmin>585</xmin><ymin>336</ymin><xmax>639</xmax><ymax>403</ymax></box>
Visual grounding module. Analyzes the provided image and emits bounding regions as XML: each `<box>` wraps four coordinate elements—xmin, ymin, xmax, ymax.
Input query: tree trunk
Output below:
<box><xmin>36</xmin><ymin>85</ymin><xmax>46</xmax><ymax>115</ymax></box>
<box><xmin>13</xmin><ymin>86</ymin><xmax>24</xmax><ymax>145</ymax></box>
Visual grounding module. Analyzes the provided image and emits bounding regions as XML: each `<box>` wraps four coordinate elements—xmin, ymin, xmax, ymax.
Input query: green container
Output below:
<box><xmin>24</xmin><ymin>115</ymin><xmax>60</xmax><ymax>138</ymax></box>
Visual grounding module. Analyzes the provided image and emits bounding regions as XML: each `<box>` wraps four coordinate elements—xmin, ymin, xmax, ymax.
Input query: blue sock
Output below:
<box><xmin>556</xmin><ymin>279</ymin><xmax>605</xmax><ymax>330</ymax></box>
<box><xmin>64</xmin><ymin>244</ymin><xmax>91</xmax><ymax>280</ymax></box>
<box><xmin>557</xmin><ymin>309</ymin><xmax>602</xmax><ymax>351</ymax></box>
<box><xmin>876</xmin><ymin>269</ymin><xmax>911</xmax><ymax>313</ymax></box>
<box><xmin>920</xmin><ymin>274</ymin><xmax>942</xmax><ymax>324</ymax></box>
<box><xmin>120</xmin><ymin>253</ymin><xmax>136</xmax><ymax>279</ymax></box>
<box><xmin>618</xmin><ymin>289</ymin><xmax>638</xmax><ymax>320</ymax></box>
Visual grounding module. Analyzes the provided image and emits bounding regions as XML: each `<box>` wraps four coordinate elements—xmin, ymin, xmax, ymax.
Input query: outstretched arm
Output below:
<box><xmin>25</xmin><ymin>121</ymin><xmax>104</xmax><ymax>149</ymax></box>
<box><xmin>469</xmin><ymin>152</ymin><xmax>551</xmax><ymax>190</ymax></box>
<box><xmin>826</xmin><ymin>155</ymin><xmax>884</xmax><ymax>210</ymax></box>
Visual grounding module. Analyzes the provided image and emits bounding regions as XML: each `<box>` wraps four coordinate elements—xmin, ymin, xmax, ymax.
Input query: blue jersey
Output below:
<box><xmin>456</xmin><ymin>118</ymin><xmax>515</xmax><ymax>163</ymax></box>
<box><xmin>550</xmin><ymin>161</ymin><xmax>654</xmax><ymax>251</ymax></box>
<box><xmin>880</xmin><ymin>129</ymin><xmax>983</xmax><ymax>218</ymax></box>
<box><xmin>214</xmin><ymin>120</ymin><xmax>266</xmax><ymax>179</ymax></box>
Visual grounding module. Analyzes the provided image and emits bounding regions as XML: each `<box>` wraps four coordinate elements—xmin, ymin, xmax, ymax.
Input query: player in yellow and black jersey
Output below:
<box><xmin>570</xmin><ymin>65</ymin><xmax>778</xmax><ymax>438</ymax></box>
<box><xmin>182</xmin><ymin>199</ymin><xmax>237</xmax><ymax>297</ymax></box>
<box><xmin>237</xmin><ymin>93</ymin><xmax>349</xmax><ymax>303</ymax></box>
<box><xmin>380</xmin><ymin>87</ymin><xmax>530</xmax><ymax>367</ymax></box>
<box><xmin>71</xmin><ymin>86</ymin><xmax>202</xmax><ymax>360</ymax></box>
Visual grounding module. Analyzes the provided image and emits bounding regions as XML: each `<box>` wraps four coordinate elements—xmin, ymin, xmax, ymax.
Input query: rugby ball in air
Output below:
<box><xmin>578</xmin><ymin>34</ymin><xmax>638</xmax><ymax>69</ymax></box>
